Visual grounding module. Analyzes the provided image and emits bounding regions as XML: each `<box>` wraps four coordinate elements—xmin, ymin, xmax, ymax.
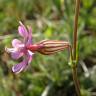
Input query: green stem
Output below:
<box><xmin>72</xmin><ymin>0</ymin><xmax>81</xmax><ymax>96</ymax></box>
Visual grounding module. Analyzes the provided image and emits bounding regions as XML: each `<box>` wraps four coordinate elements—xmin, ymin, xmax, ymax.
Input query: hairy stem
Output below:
<box><xmin>72</xmin><ymin>0</ymin><xmax>81</xmax><ymax>96</ymax></box>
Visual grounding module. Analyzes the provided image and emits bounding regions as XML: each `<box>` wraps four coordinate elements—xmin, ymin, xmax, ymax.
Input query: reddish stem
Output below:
<box><xmin>72</xmin><ymin>0</ymin><xmax>81</xmax><ymax>96</ymax></box>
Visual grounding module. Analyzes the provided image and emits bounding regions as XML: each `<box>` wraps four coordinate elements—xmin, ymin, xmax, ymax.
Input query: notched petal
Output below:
<box><xmin>5</xmin><ymin>47</ymin><xmax>17</xmax><ymax>53</ymax></box>
<box><xmin>18</xmin><ymin>21</ymin><xmax>28</xmax><ymax>38</ymax></box>
<box><xmin>12</xmin><ymin>39</ymin><xmax>22</xmax><ymax>48</ymax></box>
<box><xmin>11</xmin><ymin>51</ymin><xmax>23</xmax><ymax>59</ymax></box>
<box><xmin>26</xmin><ymin>26</ymin><xmax>33</xmax><ymax>45</ymax></box>
<box><xmin>12</xmin><ymin>60</ymin><xmax>28</xmax><ymax>74</ymax></box>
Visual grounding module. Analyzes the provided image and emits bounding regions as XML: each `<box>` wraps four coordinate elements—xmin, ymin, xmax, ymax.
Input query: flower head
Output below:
<box><xmin>6</xmin><ymin>21</ymin><xmax>34</xmax><ymax>73</ymax></box>
<box><xmin>6</xmin><ymin>22</ymin><xmax>70</xmax><ymax>74</ymax></box>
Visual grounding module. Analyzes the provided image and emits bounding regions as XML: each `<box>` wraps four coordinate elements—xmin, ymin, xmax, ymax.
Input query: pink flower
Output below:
<box><xmin>6</xmin><ymin>22</ymin><xmax>70</xmax><ymax>74</ymax></box>
<box><xmin>6</xmin><ymin>21</ymin><xmax>35</xmax><ymax>73</ymax></box>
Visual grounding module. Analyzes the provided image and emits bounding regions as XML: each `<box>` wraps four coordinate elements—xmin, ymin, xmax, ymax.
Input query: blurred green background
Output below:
<box><xmin>0</xmin><ymin>0</ymin><xmax>96</xmax><ymax>96</ymax></box>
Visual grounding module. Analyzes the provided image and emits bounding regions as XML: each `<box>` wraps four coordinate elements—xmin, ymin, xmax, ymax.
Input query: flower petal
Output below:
<box><xmin>5</xmin><ymin>47</ymin><xmax>17</xmax><ymax>53</ymax></box>
<box><xmin>28</xmin><ymin>26</ymin><xmax>32</xmax><ymax>35</ymax></box>
<box><xmin>28</xmin><ymin>55</ymin><xmax>33</xmax><ymax>64</ymax></box>
<box><xmin>18</xmin><ymin>21</ymin><xmax>28</xmax><ymax>38</ymax></box>
<box><xmin>27</xmin><ymin>50</ymin><xmax>34</xmax><ymax>63</ymax></box>
<box><xmin>12</xmin><ymin>39</ymin><xmax>23</xmax><ymax>48</ymax></box>
<box><xmin>12</xmin><ymin>59</ymin><xmax>28</xmax><ymax>74</ymax></box>
<box><xmin>26</xmin><ymin>26</ymin><xmax>32</xmax><ymax>45</ymax></box>
<box><xmin>11</xmin><ymin>51</ymin><xmax>23</xmax><ymax>59</ymax></box>
<box><xmin>27</xmin><ymin>50</ymin><xmax>34</xmax><ymax>56</ymax></box>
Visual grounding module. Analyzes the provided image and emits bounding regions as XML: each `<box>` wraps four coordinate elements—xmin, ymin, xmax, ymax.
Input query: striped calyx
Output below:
<box><xmin>36</xmin><ymin>40</ymin><xmax>70</xmax><ymax>55</ymax></box>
